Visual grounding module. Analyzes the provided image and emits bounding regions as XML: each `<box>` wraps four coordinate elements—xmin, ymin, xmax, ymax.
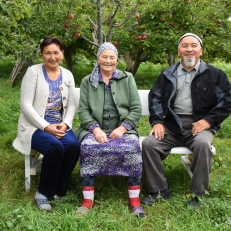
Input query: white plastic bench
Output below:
<box><xmin>24</xmin><ymin>88</ymin><xmax>216</xmax><ymax>191</ymax></box>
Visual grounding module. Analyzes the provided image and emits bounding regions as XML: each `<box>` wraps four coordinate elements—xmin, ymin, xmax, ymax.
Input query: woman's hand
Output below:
<box><xmin>44</xmin><ymin>123</ymin><xmax>66</xmax><ymax>139</ymax></box>
<box><xmin>57</xmin><ymin>122</ymin><xmax>68</xmax><ymax>132</ymax></box>
<box><xmin>109</xmin><ymin>126</ymin><xmax>127</xmax><ymax>139</ymax></box>
<box><xmin>92</xmin><ymin>127</ymin><xmax>108</xmax><ymax>143</ymax></box>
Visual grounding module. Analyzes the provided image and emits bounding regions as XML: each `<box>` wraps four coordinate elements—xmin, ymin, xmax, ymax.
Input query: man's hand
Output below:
<box><xmin>92</xmin><ymin>127</ymin><xmax>108</xmax><ymax>143</ymax></box>
<box><xmin>149</xmin><ymin>123</ymin><xmax>165</xmax><ymax>140</ymax></box>
<box><xmin>192</xmin><ymin>119</ymin><xmax>210</xmax><ymax>135</ymax></box>
<box><xmin>109</xmin><ymin>126</ymin><xmax>127</xmax><ymax>139</ymax></box>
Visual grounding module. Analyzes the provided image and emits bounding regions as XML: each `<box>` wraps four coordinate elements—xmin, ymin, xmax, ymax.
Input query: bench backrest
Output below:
<box><xmin>74</xmin><ymin>88</ymin><xmax>149</xmax><ymax>115</ymax></box>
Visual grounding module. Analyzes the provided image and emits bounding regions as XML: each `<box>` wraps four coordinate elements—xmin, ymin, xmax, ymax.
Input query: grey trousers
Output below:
<box><xmin>142</xmin><ymin>116</ymin><xmax>215</xmax><ymax>196</ymax></box>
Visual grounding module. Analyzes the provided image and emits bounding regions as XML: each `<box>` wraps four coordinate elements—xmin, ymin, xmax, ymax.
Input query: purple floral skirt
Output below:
<box><xmin>80</xmin><ymin>133</ymin><xmax>142</xmax><ymax>178</ymax></box>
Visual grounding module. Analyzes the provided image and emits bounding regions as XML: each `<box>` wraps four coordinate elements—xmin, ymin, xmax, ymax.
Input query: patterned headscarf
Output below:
<box><xmin>90</xmin><ymin>42</ymin><xmax>118</xmax><ymax>89</ymax></box>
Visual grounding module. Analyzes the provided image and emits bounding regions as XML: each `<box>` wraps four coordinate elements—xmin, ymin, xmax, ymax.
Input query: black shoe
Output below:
<box><xmin>189</xmin><ymin>196</ymin><xmax>199</xmax><ymax>207</ymax></box>
<box><xmin>141</xmin><ymin>186</ymin><xmax>172</xmax><ymax>206</ymax></box>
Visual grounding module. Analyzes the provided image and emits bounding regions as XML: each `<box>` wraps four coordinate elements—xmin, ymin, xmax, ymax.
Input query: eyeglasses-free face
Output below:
<box><xmin>42</xmin><ymin>43</ymin><xmax>64</xmax><ymax>70</ymax></box>
<box><xmin>178</xmin><ymin>36</ymin><xmax>202</xmax><ymax>71</ymax></box>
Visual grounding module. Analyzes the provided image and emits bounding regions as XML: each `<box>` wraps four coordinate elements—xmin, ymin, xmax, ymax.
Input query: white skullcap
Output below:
<box><xmin>178</xmin><ymin>33</ymin><xmax>203</xmax><ymax>47</ymax></box>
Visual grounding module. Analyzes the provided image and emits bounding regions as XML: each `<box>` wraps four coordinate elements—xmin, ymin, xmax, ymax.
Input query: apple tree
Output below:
<box><xmin>112</xmin><ymin>0</ymin><xmax>231</xmax><ymax>75</ymax></box>
<box><xmin>3</xmin><ymin>0</ymin><xmax>95</xmax><ymax>85</ymax></box>
<box><xmin>3</xmin><ymin>0</ymin><xmax>142</xmax><ymax>85</ymax></box>
<box><xmin>0</xmin><ymin>0</ymin><xmax>37</xmax><ymax>57</ymax></box>
<box><xmin>3</xmin><ymin>0</ymin><xmax>231</xmax><ymax>84</ymax></box>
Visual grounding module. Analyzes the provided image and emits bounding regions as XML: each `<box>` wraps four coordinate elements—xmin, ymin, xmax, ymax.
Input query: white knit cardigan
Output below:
<box><xmin>13</xmin><ymin>64</ymin><xmax>77</xmax><ymax>155</ymax></box>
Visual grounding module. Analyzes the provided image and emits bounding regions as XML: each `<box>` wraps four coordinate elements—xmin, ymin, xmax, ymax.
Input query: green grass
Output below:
<box><xmin>0</xmin><ymin>61</ymin><xmax>231</xmax><ymax>230</ymax></box>
<box><xmin>0</xmin><ymin>57</ymin><xmax>15</xmax><ymax>79</ymax></box>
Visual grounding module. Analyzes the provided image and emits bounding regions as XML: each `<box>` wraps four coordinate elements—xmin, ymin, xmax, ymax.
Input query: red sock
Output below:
<box><xmin>82</xmin><ymin>186</ymin><xmax>94</xmax><ymax>209</ymax></box>
<box><xmin>128</xmin><ymin>185</ymin><xmax>141</xmax><ymax>207</ymax></box>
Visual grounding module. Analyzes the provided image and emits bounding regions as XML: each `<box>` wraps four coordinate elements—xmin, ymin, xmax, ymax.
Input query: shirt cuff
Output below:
<box><xmin>121</xmin><ymin>122</ymin><xmax>132</xmax><ymax>131</ymax></box>
<box><xmin>88</xmin><ymin>123</ymin><xmax>100</xmax><ymax>132</ymax></box>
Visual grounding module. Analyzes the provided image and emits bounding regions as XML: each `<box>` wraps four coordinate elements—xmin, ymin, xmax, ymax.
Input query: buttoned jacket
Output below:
<box><xmin>149</xmin><ymin>60</ymin><xmax>231</xmax><ymax>135</ymax></box>
<box><xmin>76</xmin><ymin>70</ymin><xmax>141</xmax><ymax>141</ymax></box>
<box><xmin>13</xmin><ymin>64</ymin><xmax>76</xmax><ymax>155</ymax></box>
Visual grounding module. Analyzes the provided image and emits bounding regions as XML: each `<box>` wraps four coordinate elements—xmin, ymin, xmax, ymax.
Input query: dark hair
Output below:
<box><xmin>40</xmin><ymin>36</ymin><xmax>64</xmax><ymax>53</ymax></box>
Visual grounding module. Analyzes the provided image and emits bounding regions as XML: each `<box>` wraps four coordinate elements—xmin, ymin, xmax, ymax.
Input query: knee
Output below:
<box><xmin>44</xmin><ymin>139</ymin><xmax>64</xmax><ymax>158</ymax></box>
<box><xmin>67</xmin><ymin>138</ymin><xmax>81</xmax><ymax>153</ymax></box>
<box><xmin>52</xmin><ymin>140</ymin><xmax>64</xmax><ymax>153</ymax></box>
<box><xmin>142</xmin><ymin>136</ymin><xmax>152</xmax><ymax>149</ymax></box>
<box><xmin>193</xmin><ymin>137</ymin><xmax>210</xmax><ymax>149</ymax></box>
<box><xmin>142</xmin><ymin>136</ymin><xmax>158</xmax><ymax>150</ymax></box>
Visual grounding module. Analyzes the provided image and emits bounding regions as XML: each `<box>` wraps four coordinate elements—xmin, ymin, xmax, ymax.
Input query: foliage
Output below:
<box><xmin>0</xmin><ymin>0</ymin><xmax>35</xmax><ymax>22</ymax></box>
<box><xmin>1</xmin><ymin>0</ymin><xmax>231</xmax><ymax>78</ymax></box>
<box><xmin>0</xmin><ymin>0</ymin><xmax>37</xmax><ymax>58</ymax></box>
<box><xmin>112</xmin><ymin>0</ymin><xmax>231</xmax><ymax>66</ymax></box>
<box><xmin>0</xmin><ymin>0</ymin><xmax>141</xmax><ymax>62</ymax></box>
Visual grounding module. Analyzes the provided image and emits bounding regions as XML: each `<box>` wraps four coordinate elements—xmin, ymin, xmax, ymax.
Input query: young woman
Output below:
<box><xmin>13</xmin><ymin>37</ymin><xmax>80</xmax><ymax>210</ymax></box>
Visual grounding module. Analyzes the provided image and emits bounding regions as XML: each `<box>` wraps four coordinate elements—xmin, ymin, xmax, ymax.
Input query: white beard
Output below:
<box><xmin>183</xmin><ymin>58</ymin><xmax>196</xmax><ymax>67</ymax></box>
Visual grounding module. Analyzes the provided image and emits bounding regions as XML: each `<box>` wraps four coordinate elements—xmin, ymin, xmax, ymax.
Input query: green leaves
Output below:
<box><xmin>1</xmin><ymin>0</ymin><xmax>231</xmax><ymax>72</ymax></box>
<box><xmin>0</xmin><ymin>0</ymin><xmax>35</xmax><ymax>22</ymax></box>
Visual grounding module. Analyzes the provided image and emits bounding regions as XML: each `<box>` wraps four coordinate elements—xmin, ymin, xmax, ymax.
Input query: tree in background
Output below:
<box><xmin>113</xmin><ymin>0</ymin><xmax>231</xmax><ymax>74</ymax></box>
<box><xmin>0</xmin><ymin>0</ymin><xmax>141</xmax><ymax>85</ymax></box>
<box><xmin>1</xmin><ymin>0</ymin><xmax>231</xmax><ymax>85</ymax></box>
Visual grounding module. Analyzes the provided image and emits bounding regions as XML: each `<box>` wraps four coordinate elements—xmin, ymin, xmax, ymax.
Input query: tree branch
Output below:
<box><xmin>139</xmin><ymin>54</ymin><xmax>149</xmax><ymax>62</ymax></box>
<box><xmin>113</xmin><ymin>0</ymin><xmax>140</xmax><ymax>27</ymax></box>
<box><xmin>88</xmin><ymin>16</ymin><xmax>97</xmax><ymax>28</ymax></box>
<box><xmin>80</xmin><ymin>34</ymin><xmax>99</xmax><ymax>47</ymax></box>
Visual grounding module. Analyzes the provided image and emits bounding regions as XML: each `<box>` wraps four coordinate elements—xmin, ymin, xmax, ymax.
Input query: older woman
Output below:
<box><xmin>13</xmin><ymin>37</ymin><xmax>80</xmax><ymax>211</ymax></box>
<box><xmin>76</xmin><ymin>42</ymin><xmax>146</xmax><ymax>218</ymax></box>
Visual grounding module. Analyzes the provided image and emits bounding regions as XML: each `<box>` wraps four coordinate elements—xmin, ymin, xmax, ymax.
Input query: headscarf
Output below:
<box><xmin>90</xmin><ymin>42</ymin><xmax>118</xmax><ymax>89</ymax></box>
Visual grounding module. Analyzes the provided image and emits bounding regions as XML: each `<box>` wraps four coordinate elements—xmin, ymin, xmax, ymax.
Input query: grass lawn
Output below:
<box><xmin>0</xmin><ymin>60</ymin><xmax>231</xmax><ymax>230</ymax></box>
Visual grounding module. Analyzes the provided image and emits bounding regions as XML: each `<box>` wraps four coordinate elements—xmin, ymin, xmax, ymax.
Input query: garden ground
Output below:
<box><xmin>0</xmin><ymin>60</ymin><xmax>230</xmax><ymax>230</ymax></box>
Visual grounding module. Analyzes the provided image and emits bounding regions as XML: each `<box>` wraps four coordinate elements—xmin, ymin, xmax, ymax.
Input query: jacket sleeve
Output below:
<box><xmin>148</xmin><ymin>73</ymin><xmax>164</xmax><ymax>127</ymax></box>
<box><xmin>20</xmin><ymin>66</ymin><xmax>49</xmax><ymax>131</ymax></box>
<box><xmin>62</xmin><ymin>69</ymin><xmax>77</xmax><ymax>129</ymax></box>
<box><xmin>204</xmin><ymin>69</ymin><xmax>231</xmax><ymax>127</ymax></box>
<box><xmin>78</xmin><ymin>76</ymin><xmax>99</xmax><ymax>129</ymax></box>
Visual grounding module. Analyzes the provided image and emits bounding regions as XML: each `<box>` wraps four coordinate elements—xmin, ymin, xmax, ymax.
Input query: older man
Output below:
<box><xmin>141</xmin><ymin>33</ymin><xmax>231</xmax><ymax>207</ymax></box>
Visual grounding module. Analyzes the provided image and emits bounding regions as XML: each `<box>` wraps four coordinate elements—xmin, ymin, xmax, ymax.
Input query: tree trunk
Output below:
<box><xmin>64</xmin><ymin>47</ymin><xmax>73</xmax><ymax>72</ymax></box>
<box><xmin>131</xmin><ymin>59</ymin><xmax>142</xmax><ymax>76</ymax></box>
<box><xmin>168</xmin><ymin>52</ymin><xmax>174</xmax><ymax>66</ymax></box>
<box><xmin>131</xmin><ymin>48</ymin><xmax>143</xmax><ymax>76</ymax></box>
<box><xmin>124</xmin><ymin>48</ymin><xmax>149</xmax><ymax>76</ymax></box>
<box><xmin>9</xmin><ymin>58</ymin><xmax>33</xmax><ymax>87</ymax></box>
<box><xmin>124</xmin><ymin>52</ymin><xmax>133</xmax><ymax>73</ymax></box>
<box><xmin>97</xmin><ymin>0</ymin><xmax>103</xmax><ymax>45</ymax></box>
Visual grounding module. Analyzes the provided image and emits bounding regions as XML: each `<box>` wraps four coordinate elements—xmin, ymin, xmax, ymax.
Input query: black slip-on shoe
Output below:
<box><xmin>141</xmin><ymin>186</ymin><xmax>172</xmax><ymax>206</ymax></box>
<box><xmin>189</xmin><ymin>196</ymin><xmax>199</xmax><ymax>207</ymax></box>
<box><xmin>189</xmin><ymin>196</ymin><xmax>206</xmax><ymax>208</ymax></box>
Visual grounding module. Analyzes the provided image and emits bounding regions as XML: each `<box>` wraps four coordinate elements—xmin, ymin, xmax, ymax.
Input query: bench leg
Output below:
<box><xmin>181</xmin><ymin>155</ymin><xmax>193</xmax><ymax>178</ymax></box>
<box><xmin>25</xmin><ymin>155</ymin><xmax>31</xmax><ymax>191</ymax></box>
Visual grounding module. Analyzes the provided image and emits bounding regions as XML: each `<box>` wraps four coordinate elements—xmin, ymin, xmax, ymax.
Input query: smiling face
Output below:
<box><xmin>98</xmin><ymin>50</ymin><xmax>117</xmax><ymax>75</ymax></box>
<box><xmin>178</xmin><ymin>36</ymin><xmax>202</xmax><ymax>71</ymax></box>
<box><xmin>41</xmin><ymin>43</ymin><xmax>63</xmax><ymax>70</ymax></box>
